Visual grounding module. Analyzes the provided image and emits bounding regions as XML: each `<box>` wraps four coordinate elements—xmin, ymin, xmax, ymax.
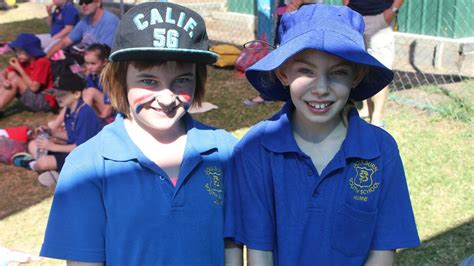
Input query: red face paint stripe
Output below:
<box><xmin>132</xmin><ymin>93</ymin><xmax>154</xmax><ymax>106</ymax></box>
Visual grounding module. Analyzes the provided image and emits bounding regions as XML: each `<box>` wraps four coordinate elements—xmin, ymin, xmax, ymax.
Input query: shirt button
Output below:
<box><xmin>159</xmin><ymin>175</ymin><xmax>165</xmax><ymax>181</ymax></box>
<box><xmin>307</xmin><ymin>168</ymin><xmax>314</xmax><ymax>176</ymax></box>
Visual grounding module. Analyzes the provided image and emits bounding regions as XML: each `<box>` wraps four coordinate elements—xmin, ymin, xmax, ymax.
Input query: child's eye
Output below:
<box><xmin>174</xmin><ymin>77</ymin><xmax>192</xmax><ymax>84</ymax></box>
<box><xmin>331</xmin><ymin>69</ymin><xmax>350</xmax><ymax>76</ymax></box>
<box><xmin>297</xmin><ymin>68</ymin><xmax>314</xmax><ymax>75</ymax></box>
<box><xmin>141</xmin><ymin>79</ymin><xmax>157</xmax><ymax>86</ymax></box>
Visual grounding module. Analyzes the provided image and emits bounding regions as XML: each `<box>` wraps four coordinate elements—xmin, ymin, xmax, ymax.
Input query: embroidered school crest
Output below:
<box><xmin>349</xmin><ymin>160</ymin><xmax>380</xmax><ymax>197</ymax></box>
<box><xmin>205</xmin><ymin>166</ymin><xmax>223</xmax><ymax>205</ymax></box>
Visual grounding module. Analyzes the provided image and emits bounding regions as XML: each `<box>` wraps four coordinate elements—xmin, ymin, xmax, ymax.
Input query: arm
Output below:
<box><xmin>365</xmin><ymin>250</ymin><xmax>395</xmax><ymax>266</ymax></box>
<box><xmin>248</xmin><ymin>249</ymin><xmax>273</xmax><ymax>266</ymax></box>
<box><xmin>384</xmin><ymin>0</ymin><xmax>405</xmax><ymax>23</ymax></box>
<box><xmin>224</xmin><ymin>239</ymin><xmax>243</xmax><ymax>266</ymax></box>
<box><xmin>8</xmin><ymin>58</ymin><xmax>40</xmax><ymax>91</ymax></box>
<box><xmin>47</xmin><ymin>36</ymin><xmax>73</xmax><ymax>58</ymax></box>
<box><xmin>45</xmin><ymin>4</ymin><xmax>55</xmax><ymax>27</ymax></box>
<box><xmin>342</xmin><ymin>0</ymin><xmax>350</xmax><ymax>5</ymax></box>
<box><xmin>67</xmin><ymin>261</ymin><xmax>104</xmax><ymax>266</ymax></box>
<box><xmin>38</xmin><ymin>138</ymin><xmax>76</xmax><ymax>153</ymax></box>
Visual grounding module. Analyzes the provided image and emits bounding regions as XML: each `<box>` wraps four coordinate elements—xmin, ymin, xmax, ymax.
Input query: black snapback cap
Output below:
<box><xmin>53</xmin><ymin>72</ymin><xmax>85</xmax><ymax>92</ymax></box>
<box><xmin>110</xmin><ymin>2</ymin><xmax>218</xmax><ymax>64</ymax></box>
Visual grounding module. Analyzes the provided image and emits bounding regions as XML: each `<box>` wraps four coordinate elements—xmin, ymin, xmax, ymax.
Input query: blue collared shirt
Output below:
<box><xmin>41</xmin><ymin>114</ymin><xmax>237</xmax><ymax>265</ymax></box>
<box><xmin>64</xmin><ymin>99</ymin><xmax>103</xmax><ymax>145</ymax></box>
<box><xmin>226</xmin><ymin>102</ymin><xmax>420</xmax><ymax>265</ymax></box>
<box><xmin>50</xmin><ymin>2</ymin><xmax>80</xmax><ymax>36</ymax></box>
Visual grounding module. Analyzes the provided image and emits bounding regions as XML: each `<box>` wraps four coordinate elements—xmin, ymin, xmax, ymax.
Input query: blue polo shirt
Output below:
<box><xmin>64</xmin><ymin>99</ymin><xmax>103</xmax><ymax>145</ymax></box>
<box><xmin>86</xmin><ymin>74</ymin><xmax>111</xmax><ymax>104</ymax></box>
<box><xmin>41</xmin><ymin>114</ymin><xmax>237</xmax><ymax>265</ymax></box>
<box><xmin>225</xmin><ymin>102</ymin><xmax>420</xmax><ymax>265</ymax></box>
<box><xmin>50</xmin><ymin>2</ymin><xmax>80</xmax><ymax>36</ymax></box>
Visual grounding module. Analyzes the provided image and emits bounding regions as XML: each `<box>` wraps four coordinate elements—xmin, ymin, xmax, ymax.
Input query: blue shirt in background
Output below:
<box><xmin>50</xmin><ymin>2</ymin><xmax>80</xmax><ymax>36</ymax></box>
<box><xmin>86</xmin><ymin>74</ymin><xmax>111</xmax><ymax>104</ymax></box>
<box><xmin>64</xmin><ymin>99</ymin><xmax>103</xmax><ymax>145</ymax></box>
<box><xmin>68</xmin><ymin>9</ymin><xmax>119</xmax><ymax>47</ymax></box>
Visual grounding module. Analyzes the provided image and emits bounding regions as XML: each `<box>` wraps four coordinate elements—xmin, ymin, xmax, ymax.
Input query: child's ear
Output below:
<box><xmin>275</xmin><ymin>66</ymin><xmax>290</xmax><ymax>87</ymax></box>
<box><xmin>74</xmin><ymin>91</ymin><xmax>82</xmax><ymax>99</ymax></box>
<box><xmin>352</xmin><ymin>66</ymin><xmax>368</xmax><ymax>88</ymax></box>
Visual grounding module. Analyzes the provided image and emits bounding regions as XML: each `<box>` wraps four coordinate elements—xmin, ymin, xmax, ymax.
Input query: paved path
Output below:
<box><xmin>0</xmin><ymin>2</ymin><xmax>47</xmax><ymax>24</ymax></box>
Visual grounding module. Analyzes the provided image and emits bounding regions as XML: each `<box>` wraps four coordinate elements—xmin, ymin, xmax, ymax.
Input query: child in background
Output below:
<box><xmin>40</xmin><ymin>2</ymin><xmax>240</xmax><ymax>265</ymax></box>
<box><xmin>226</xmin><ymin>4</ymin><xmax>419</xmax><ymax>265</ymax></box>
<box><xmin>12</xmin><ymin>72</ymin><xmax>102</xmax><ymax>187</ymax></box>
<box><xmin>83</xmin><ymin>43</ymin><xmax>114</xmax><ymax>123</ymax></box>
<box><xmin>0</xmin><ymin>33</ymin><xmax>56</xmax><ymax>113</ymax></box>
<box><xmin>42</xmin><ymin>0</ymin><xmax>80</xmax><ymax>52</ymax></box>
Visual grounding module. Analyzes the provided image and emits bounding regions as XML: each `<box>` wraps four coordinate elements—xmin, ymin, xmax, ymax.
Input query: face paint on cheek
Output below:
<box><xmin>133</xmin><ymin>93</ymin><xmax>156</xmax><ymax>114</ymax></box>
<box><xmin>176</xmin><ymin>91</ymin><xmax>192</xmax><ymax>111</ymax></box>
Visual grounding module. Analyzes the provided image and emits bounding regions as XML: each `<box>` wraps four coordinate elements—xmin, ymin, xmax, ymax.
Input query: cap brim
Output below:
<box><xmin>8</xmin><ymin>41</ymin><xmax>46</xmax><ymax>57</ymax></box>
<box><xmin>109</xmin><ymin>48</ymin><xmax>218</xmax><ymax>64</ymax></box>
<box><xmin>246</xmin><ymin>30</ymin><xmax>393</xmax><ymax>101</ymax></box>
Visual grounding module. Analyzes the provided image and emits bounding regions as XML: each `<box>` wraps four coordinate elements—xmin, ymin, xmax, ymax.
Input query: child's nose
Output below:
<box><xmin>311</xmin><ymin>76</ymin><xmax>329</xmax><ymax>95</ymax></box>
<box><xmin>155</xmin><ymin>93</ymin><xmax>177</xmax><ymax>108</ymax></box>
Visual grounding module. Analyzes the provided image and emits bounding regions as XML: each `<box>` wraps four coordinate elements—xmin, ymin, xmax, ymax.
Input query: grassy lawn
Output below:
<box><xmin>0</xmin><ymin>19</ymin><xmax>473</xmax><ymax>265</ymax></box>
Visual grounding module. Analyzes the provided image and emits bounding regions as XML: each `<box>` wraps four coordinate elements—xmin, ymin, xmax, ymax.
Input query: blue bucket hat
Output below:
<box><xmin>246</xmin><ymin>4</ymin><xmax>394</xmax><ymax>102</ymax></box>
<box><xmin>8</xmin><ymin>33</ymin><xmax>45</xmax><ymax>57</ymax></box>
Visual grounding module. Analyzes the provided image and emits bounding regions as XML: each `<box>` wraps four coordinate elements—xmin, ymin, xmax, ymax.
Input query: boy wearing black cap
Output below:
<box><xmin>40</xmin><ymin>2</ymin><xmax>241</xmax><ymax>265</ymax></box>
<box><xmin>13</xmin><ymin>72</ymin><xmax>102</xmax><ymax>187</ymax></box>
<box><xmin>0</xmin><ymin>33</ymin><xmax>57</xmax><ymax>113</ymax></box>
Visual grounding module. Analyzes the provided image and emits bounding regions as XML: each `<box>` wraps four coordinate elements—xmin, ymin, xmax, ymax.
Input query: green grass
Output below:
<box><xmin>1</xmin><ymin>18</ymin><xmax>473</xmax><ymax>266</ymax></box>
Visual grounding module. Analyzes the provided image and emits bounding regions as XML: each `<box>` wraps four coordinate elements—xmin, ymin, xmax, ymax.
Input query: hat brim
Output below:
<box><xmin>8</xmin><ymin>41</ymin><xmax>45</xmax><ymax>57</ymax></box>
<box><xmin>246</xmin><ymin>29</ymin><xmax>394</xmax><ymax>101</ymax></box>
<box><xmin>109</xmin><ymin>47</ymin><xmax>218</xmax><ymax>64</ymax></box>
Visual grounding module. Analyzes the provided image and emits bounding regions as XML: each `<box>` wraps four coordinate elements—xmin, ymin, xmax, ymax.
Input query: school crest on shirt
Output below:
<box><xmin>205</xmin><ymin>166</ymin><xmax>223</xmax><ymax>205</ymax></box>
<box><xmin>349</xmin><ymin>160</ymin><xmax>380</xmax><ymax>201</ymax></box>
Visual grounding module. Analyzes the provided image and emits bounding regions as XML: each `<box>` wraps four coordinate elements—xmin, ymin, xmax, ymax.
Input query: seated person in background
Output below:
<box><xmin>12</xmin><ymin>72</ymin><xmax>103</xmax><ymax>187</ymax></box>
<box><xmin>46</xmin><ymin>0</ymin><xmax>119</xmax><ymax>59</ymax></box>
<box><xmin>40</xmin><ymin>0</ymin><xmax>80</xmax><ymax>52</ymax></box>
<box><xmin>0</xmin><ymin>33</ymin><xmax>56</xmax><ymax>113</ymax></box>
<box><xmin>83</xmin><ymin>43</ymin><xmax>114</xmax><ymax>123</ymax></box>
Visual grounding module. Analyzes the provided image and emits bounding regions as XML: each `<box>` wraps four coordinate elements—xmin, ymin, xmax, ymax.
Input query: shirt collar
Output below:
<box><xmin>100</xmin><ymin>113</ymin><xmax>218</xmax><ymax>161</ymax></box>
<box><xmin>65</xmin><ymin>98</ymin><xmax>84</xmax><ymax>117</ymax></box>
<box><xmin>262</xmin><ymin>102</ymin><xmax>380</xmax><ymax>160</ymax></box>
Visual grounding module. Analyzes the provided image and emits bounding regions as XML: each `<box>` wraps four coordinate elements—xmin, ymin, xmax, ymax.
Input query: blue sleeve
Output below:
<box><xmin>62</xmin><ymin>6</ymin><xmax>79</xmax><ymax>26</ymax></box>
<box><xmin>40</xmin><ymin>149</ymin><xmax>106</xmax><ymax>262</ymax></box>
<box><xmin>74</xmin><ymin>106</ymin><xmax>102</xmax><ymax>146</ymax></box>
<box><xmin>226</xmin><ymin>139</ymin><xmax>275</xmax><ymax>251</ymax></box>
<box><xmin>370</xmin><ymin>144</ymin><xmax>421</xmax><ymax>250</ymax></box>
<box><xmin>98</xmin><ymin>12</ymin><xmax>119</xmax><ymax>47</ymax></box>
<box><xmin>86</xmin><ymin>75</ymin><xmax>95</xmax><ymax>88</ymax></box>
<box><xmin>68</xmin><ymin>19</ymin><xmax>86</xmax><ymax>44</ymax></box>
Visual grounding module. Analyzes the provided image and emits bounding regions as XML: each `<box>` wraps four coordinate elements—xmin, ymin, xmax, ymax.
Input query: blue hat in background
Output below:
<box><xmin>8</xmin><ymin>33</ymin><xmax>45</xmax><ymax>57</ymax></box>
<box><xmin>245</xmin><ymin>4</ymin><xmax>394</xmax><ymax>102</ymax></box>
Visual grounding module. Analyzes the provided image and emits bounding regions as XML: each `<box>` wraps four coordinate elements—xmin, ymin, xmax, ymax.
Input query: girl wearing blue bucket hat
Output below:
<box><xmin>225</xmin><ymin>4</ymin><xmax>420</xmax><ymax>265</ymax></box>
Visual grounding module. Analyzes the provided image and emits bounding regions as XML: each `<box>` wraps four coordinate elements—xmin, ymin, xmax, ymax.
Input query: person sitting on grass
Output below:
<box><xmin>12</xmin><ymin>72</ymin><xmax>103</xmax><ymax>187</ymax></box>
<box><xmin>83</xmin><ymin>43</ymin><xmax>114</xmax><ymax>123</ymax></box>
<box><xmin>0</xmin><ymin>33</ymin><xmax>57</xmax><ymax>113</ymax></box>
